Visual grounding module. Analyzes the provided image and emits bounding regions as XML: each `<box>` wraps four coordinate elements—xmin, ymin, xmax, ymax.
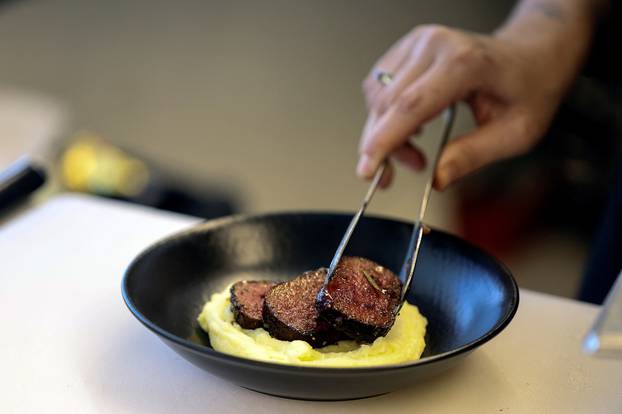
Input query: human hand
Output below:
<box><xmin>358</xmin><ymin>20</ymin><xmax>590</xmax><ymax>190</ymax></box>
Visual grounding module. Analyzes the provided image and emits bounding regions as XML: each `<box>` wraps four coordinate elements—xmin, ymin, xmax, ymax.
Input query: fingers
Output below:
<box><xmin>356</xmin><ymin>141</ymin><xmax>425</xmax><ymax>188</ymax></box>
<box><xmin>358</xmin><ymin>61</ymin><xmax>475</xmax><ymax>179</ymax></box>
<box><xmin>392</xmin><ymin>142</ymin><xmax>426</xmax><ymax>172</ymax></box>
<box><xmin>371</xmin><ymin>44</ymin><xmax>435</xmax><ymax>117</ymax></box>
<box><xmin>356</xmin><ymin>113</ymin><xmax>378</xmax><ymax>177</ymax></box>
<box><xmin>362</xmin><ymin>30</ymin><xmax>420</xmax><ymax>109</ymax></box>
<box><xmin>434</xmin><ymin>113</ymin><xmax>535</xmax><ymax>190</ymax></box>
<box><xmin>357</xmin><ymin>142</ymin><xmax>425</xmax><ymax>189</ymax></box>
<box><xmin>361</xmin><ymin>112</ymin><xmax>377</xmax><ymax>139</ymax></box>
<box><xmin>370</xmin><ymin>51</ymin><xmax>433</xmax><ymax>116</ymax></box>
<box><xmin>378</xmin><ymin>161</ymin><xmax>394</xmax><ymax>189</ymax></box>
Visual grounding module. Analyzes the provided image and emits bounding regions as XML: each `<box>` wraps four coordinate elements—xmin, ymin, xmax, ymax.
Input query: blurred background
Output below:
<box><xmin>1</xmin><ymin>0</ymin><xmax>619</xmax><ymax>300</ymax></box>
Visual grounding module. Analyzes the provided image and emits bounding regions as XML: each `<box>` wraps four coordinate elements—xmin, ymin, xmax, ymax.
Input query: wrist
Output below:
<box><xmin>492</xmin><ymin>1</ymin><xmax>602</xmax><ymax>93</ymax></box>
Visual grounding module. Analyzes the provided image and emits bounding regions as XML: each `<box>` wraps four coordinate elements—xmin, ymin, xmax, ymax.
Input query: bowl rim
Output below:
<box><xmin>121</xmin><ymin>211</ymin><xmax>519</xmax><ymax>374</ymax></box>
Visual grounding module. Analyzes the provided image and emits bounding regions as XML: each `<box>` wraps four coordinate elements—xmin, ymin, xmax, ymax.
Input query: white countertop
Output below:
<box><xmin>1</xmin><ymin>194</ymin><xmax>621</xmax><ymax>414</ymax></box>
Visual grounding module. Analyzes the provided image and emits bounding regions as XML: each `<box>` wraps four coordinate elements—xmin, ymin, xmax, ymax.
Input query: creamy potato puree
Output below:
<box><xmin>197</xmin><ymin>286</ymin><xmax>427</xmax><ymax>367</ymax></box>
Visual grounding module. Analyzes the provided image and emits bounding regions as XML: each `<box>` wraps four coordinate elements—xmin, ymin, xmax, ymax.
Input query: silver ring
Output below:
<box><xmin>374</xmin><ymin>70</ymin><xmax>394</xmax><ymax>86</ymax></box>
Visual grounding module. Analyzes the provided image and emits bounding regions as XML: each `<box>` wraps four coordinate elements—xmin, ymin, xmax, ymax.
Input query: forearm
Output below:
<box><xmin>495</xmin><ymin>0</ymin><xmax>608</xmax><ymax>91</ymax></box>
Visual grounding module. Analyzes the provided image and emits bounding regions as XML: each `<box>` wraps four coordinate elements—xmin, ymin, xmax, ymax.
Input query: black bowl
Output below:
<box><xmin>122</xmin><ymin>212</ymin><xmax>518</xmax><ymax>400</ymax></box>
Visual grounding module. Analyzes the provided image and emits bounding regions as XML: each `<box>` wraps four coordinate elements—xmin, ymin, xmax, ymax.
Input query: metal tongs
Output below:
<box><xmin>325</xmin><ymin>73</ymin><xmax>456</xmax><ymax>313</ymax></box>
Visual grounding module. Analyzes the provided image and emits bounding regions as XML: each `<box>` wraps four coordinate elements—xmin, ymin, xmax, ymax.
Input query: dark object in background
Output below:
<box><xmin>458</xmin><ymin>1</ymin><xmax>622</xmax><ymax>303</ymax></box>
<box><xmin>122</xmin><ymin>212</ymin><xmax>519</xmax><ymax>400</ymax></box>
<box><xmin>574</xmin><ymin>2</ymin><xmax>622</xmax><ymax>304</ymax></box>
<box><xmin>58</xmin><ymin>133</ymin><xmax>238</xmax><ymax>220</ymax></box>
<box><xmin>0</xmin><ymin>157</ymin><xmax>46</xmax><ymax>213</ymax></box>
<box><xmin>456</xmin><ymin>76</ymin><xmax>621</xmax><ymax>257</ymax></box>
<box><xmin>263</xmin><ymin>268</ymin><xmax>345</xmax><ymax>347</ymax></box>
<box><xmin>579</xmin><ymin>164</ymin><xmax>622</xmax><ymax>304</ymax></box>
<box><xmin>317</xmin><ymin>256</ymin><xmax>402</xmax><ymax>343</ymax></box>
<box><xmin>136</xmin><ymin>183</ymin><xmax>236</xmax><ymax>220</ymax></box>
<box><xmin>455</xmin><ymin>75</ymin><xmax>622</xmax><ymax>303</ymax></box>
<box><xmin>230</xmin><ymin>280</ymin><xmax>276</xmax><ymax>329</ymax></box>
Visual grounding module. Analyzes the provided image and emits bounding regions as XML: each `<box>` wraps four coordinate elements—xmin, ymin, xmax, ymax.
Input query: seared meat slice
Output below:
<box><xmin>262</xmin><ymin>268</ymin><xmax>345</xmax><ymax>347</ymax></box>
<box><xmin>316</xmin><ymin>256</ymin><xmax>402</xmax><ymax>343</ymax></box>
<box><xmin>230</xmin><ymin>280</ymin><xmax>277</xmax><ymax>329</ymax></box>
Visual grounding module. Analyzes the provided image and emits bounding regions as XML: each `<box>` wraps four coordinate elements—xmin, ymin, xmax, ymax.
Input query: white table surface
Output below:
<box><xmin>1</xmin><ymin>194</ymin><xmax>621</xmax><ymax>414</ymax></box>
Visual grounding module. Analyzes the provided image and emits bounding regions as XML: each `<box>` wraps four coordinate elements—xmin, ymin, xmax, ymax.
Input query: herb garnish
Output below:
<box><xmin>363</xmin><ymin>270</ymin><xmax>387</xmax><ymax>294</ymax></box>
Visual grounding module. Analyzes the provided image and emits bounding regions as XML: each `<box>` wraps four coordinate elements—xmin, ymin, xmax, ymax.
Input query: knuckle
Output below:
<box><xmin>378</xmin><ymin>88</ymin><xmax>400</xmax><ymax>112</ymax></box>
<box><xmin>374</xmin><ymin>95</ymin><xmax>389</xmax><ymax>114</ymax></box>
<box><xmin>397</xmin><ymin>89</ymin><xmax>424</xmax><ymax>112</ymax></box>
<box><xmin>362</xmin><ymin>76</ymin><xmax>376</xmax><ymax>96</ymax></box>
<box><xmin>448</xmin><ymin>42</ymin><xmax>484</xmax><ymax>69</ymax></box>
<box><xmin>361</xmin><ymin>71</ymin><xmax>378</xmax><ymax>93</ymax></box>
<box><xmin>409</xmin><ymin>25</ymin><xmax>429</xmax><ymax>40</ymax></box>
<box><xmin>418</xmin><ymin>24</ymin><xmax>451</xmax><ymax>45</ymax></box>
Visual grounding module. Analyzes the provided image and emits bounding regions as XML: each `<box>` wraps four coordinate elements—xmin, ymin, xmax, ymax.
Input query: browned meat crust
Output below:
<box><xmin>230</xmin><ymin>280</ymin><xmax>277</xmax><ymax>329</ymax></box>
<box><xmin>262</xmin><ymin>268</ymin><xmax>346</xmax><ymax>347</ymax></box>
<box><xmin>316</xmin><ymin>256</ymin><xmax>402</xmax><ymax>343</ymax></box>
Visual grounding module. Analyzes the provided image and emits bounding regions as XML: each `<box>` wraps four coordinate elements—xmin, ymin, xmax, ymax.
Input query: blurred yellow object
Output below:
<box><xmin>60</xmin><ymin>132</ymin><xmax>150</xmax><ymax>197</ymax></box>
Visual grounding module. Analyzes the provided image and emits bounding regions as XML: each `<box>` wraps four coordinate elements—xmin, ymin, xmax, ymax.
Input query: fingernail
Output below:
<box><xmin>356</xmin><ymin>154</ymin><xmax>374</xmax><ymax>178</ymax></box>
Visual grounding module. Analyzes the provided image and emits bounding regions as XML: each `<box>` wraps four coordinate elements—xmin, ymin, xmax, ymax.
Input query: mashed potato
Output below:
<box><xmin>197</xmin><ymin>286</ymin><xmax>427</xmax><ymax>367</ymax></box>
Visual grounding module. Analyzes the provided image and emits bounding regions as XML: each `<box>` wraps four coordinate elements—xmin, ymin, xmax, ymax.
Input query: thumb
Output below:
<box><xmin>434</xmin><ymin>115</ymin><xmax>533</xmax><ymax>190</ymax></box>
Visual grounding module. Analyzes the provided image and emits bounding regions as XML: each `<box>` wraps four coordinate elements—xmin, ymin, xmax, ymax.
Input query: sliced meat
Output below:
<box><xmin>316</xmin><ymin>256</ymin><xmax>402</xmax><ymax>343</ymax></box>
<box><xmin>262</xmin><ymin>268</ymin><xmax>345</xmax><ymax>347</ymax></box>
<box><xmin>230</xmin><ymin>280</ymin><xmax>277</xmax><ymax>329</ymax></box>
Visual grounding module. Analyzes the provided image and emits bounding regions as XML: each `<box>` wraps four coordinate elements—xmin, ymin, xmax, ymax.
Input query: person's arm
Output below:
<box><xmin>358</xmin><ymin>0</ymin><xmax>608</xmax><ymax>190</ymax></box>
<box><xmin>496</xmin><ymin>0</ymin><xmax>604</xmax><ymax>94</ymax></box>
